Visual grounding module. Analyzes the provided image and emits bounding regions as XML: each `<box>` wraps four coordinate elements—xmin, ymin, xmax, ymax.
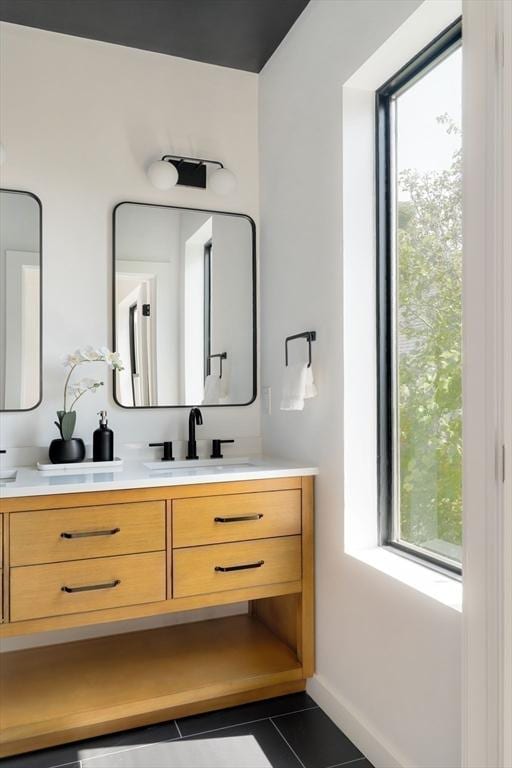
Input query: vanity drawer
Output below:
<box><xmin>173</xmin><ymin>536</ymin><xmax>302</xmax><ymax>598</ymax></box>
<box><xmin>173</xmin><ymin>490</ymin><xmax>301</xmax><ymax>548</ymax></box>
<box><xmin>10</xmin><ymin>551</ymin><xmax>166</xmax><ymax>621</ymax></box>
<box><xmin>10</xmin><ymin>501</ymin><xmax>165</xmax><ymax>566</ymax></box>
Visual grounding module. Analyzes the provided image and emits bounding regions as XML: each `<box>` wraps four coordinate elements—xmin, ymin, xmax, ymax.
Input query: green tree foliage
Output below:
<box><xmin>397</xmin><ymin>114</ymin><xmax>462</xmax><ymax>558</ymax></box>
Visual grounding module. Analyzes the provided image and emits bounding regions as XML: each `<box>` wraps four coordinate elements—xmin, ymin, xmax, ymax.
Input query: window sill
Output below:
<box><xmin>348</xmin><ymin>545</ymin><xmax>463</xmax><ymax>612</ymax></box>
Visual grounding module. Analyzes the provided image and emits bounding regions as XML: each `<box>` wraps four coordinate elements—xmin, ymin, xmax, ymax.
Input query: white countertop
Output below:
<box><xmin>0</xmin><ymin>457</ymin><xmax>318</xmax><ymax>499</ymax></box>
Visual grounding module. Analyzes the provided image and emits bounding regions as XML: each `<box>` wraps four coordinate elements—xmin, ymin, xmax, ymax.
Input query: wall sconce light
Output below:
<box><xmin>147</xmin><ymin>155</ymin><xmax>236</xmax><ymax>195</ymax></box>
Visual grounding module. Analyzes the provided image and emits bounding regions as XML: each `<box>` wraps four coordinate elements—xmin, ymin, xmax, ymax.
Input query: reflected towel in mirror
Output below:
<box><xmin>202</xmin><ymin>374</ymin><xmax>228</xmax><ymax>405</ymax></box>
<box><xmin>280</xmin><ymin>363</ymin><xmax>317</xmax><ymax>411</ymax></box>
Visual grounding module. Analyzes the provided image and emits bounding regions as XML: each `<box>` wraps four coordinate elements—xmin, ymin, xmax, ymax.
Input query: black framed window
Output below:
<box><xmin>376</xmin><ymin>19</ymin><xmax>462</xmax><ymax>574</ymax></box>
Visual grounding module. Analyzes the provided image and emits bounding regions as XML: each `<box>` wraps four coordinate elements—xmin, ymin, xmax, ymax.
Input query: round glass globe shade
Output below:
<box><xmin>210</xmin><ymin>167</ymin><xmax>236</xmax><ymax>195</ymax></box>
<box><xmin>147</xmin><ymin>160</ymin><xmax>178</xmax><ymax>190</ymax></box>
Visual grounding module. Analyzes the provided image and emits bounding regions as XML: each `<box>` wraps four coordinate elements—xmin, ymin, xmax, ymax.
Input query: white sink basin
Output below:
<box><xmin>144</xmin><ymin>457</ymin><xmax>252</xmax><ymax>471</ymax></box>
<box><xmin>0</xmin><ymin>468</ymin><xmax>17</xmax><ymax>481</ymax></box>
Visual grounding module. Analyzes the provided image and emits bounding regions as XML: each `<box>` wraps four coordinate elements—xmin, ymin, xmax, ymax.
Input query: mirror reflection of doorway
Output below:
<box><xmin>4</xmin><ymin>252</ymin><xmax>40</xmax><ymax>409</ymax></box>
<box><xmin>116</xmin><ymin>273</ymin><xmax>155</xmax><ymax>406</ymax></box>
<box><xmin>0</xmin><ymin>189</ymin><xmax>42</xmax><ymax>412</ymax></box>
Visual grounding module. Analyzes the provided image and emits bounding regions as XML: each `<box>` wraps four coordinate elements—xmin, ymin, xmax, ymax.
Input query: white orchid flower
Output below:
<box><xmin>109</xmin><ymin>352</ymin><xmax>124</xmax><ymax>371</ymax></box>
<box><xmin>60</xmin><ymin>345</ymin><xmax>124</xmax><ymax>418</ymax></box>
<box><xmin>67</xmin><ymin>382</ymin><xmax>84</xmax><ymax>396</ymax></box>
<box><xmin>67</xmin><ymin>378</ymin><xmax>100</xmax><ymax>394</ymax></box>
<box><xmin>79</xmin><ymin>346</ymin><xmax>100</xmax><ymax>362</ymax></box>
<box><xmin>81</xmin><ymin>377</ymin><xmax>103</xmax><ymax>390</ymax></box>
<box><xmin>61</xmin><ymin>353</ymin><xmax>81</xmax><ymax>368</ymax></box>
<box><xmin>109</xmin><ymin>351</ymin><xmax>124</xmax><ymax>370</ymax></box>
<box><xmin>66</xmin><ymin>378</ymin><xmax>104</xmax><ymax>412</ymax></box>
<box><xmin>98</xmin><ymin>347</ymin><xmax>124</xmax><ymax>370</ymax></box>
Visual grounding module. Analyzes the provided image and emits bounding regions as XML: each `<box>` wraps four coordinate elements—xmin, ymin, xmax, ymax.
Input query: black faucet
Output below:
<box><xmin>148</xmin><ymin>441</ymin><xmax>174</xmax><ymax>461</ymax></box>
<box><xmin>211</xmin><ymin>439</ymin><xmax>234</xmax><ymax>459</ymax></box>
<box><xmin>186</xmin><ymin>408</ymin><xmax>203</xmax><ymax>459</ymax></box>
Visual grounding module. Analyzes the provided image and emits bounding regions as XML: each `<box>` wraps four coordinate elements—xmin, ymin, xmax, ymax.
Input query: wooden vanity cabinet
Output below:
<box><xmin>0</xmin><ymin>476</ymin><xmax>314</xmax><ymax>758</ymax></box>
<box><xmin>0</xmin><ymin>513</ymin><xmax>3</xmax><ymax>623</ymax></box>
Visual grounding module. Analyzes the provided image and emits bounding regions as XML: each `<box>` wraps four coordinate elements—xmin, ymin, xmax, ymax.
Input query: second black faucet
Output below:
<box><xmin>186</xmin><ymin>408</ymin><xmax>203</xmax><ymax>460</ymax></box>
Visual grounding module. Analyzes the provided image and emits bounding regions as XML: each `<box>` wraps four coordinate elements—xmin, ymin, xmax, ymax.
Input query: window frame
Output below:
<box><xmin>376</xmin><ymin>18</ymin><xmax>463</xmax><ymax>576</ymax></box>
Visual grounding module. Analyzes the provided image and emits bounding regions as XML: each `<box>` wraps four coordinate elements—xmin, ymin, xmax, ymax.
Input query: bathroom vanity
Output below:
<box><xmin>0</xmin><ymin>462</ymin><xmax>316</xmax><ymax>757</ymax></box>
<box><xmin>0</xmin><ymin>175</ymin><xmax>315</xmax><ymax>759</ymax></box>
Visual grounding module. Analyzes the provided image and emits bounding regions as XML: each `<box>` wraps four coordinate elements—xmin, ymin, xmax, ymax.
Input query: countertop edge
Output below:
<box><xmin>0</xmin><ymin>464</ymin><xmax>319</xmax><ymax>499</ymax></box>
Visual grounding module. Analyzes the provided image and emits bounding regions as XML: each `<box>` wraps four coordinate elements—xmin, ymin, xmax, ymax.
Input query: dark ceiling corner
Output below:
<box><xmin>0</xmin><ymin>0</ymin><xmax>310</xmax><ymax>72</ymax></box>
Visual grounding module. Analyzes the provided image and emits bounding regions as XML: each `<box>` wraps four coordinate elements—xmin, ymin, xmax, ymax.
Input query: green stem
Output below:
<box><xmin>69</xmin><ymin>388</ymin><xmax>89</xmax><ymax>411</ymax></box>
<box><xmin>63</xmin><ymin>363</ymin><xmax>77</xmax><ymax>412</ymax></box>
<box><xmin>69</xmin><ymin>381</ymin><xmax>104</xmax><ymax>411</ymax></box>
<box><xmin>63</xmin><ymin>358</ymin><xmax>101</xmax><ymax>411</ymax></box>
<box><xmin>63</xmin><ymin>355</ymin><xmax>113</xmax><ymax>413</ymax></box>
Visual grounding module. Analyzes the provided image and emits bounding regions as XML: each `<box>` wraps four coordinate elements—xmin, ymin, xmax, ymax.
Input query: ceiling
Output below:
<box><xmin>0</xmin><ymin>0</ymin><xmax>310</xmax><ymax>73</ymax></box>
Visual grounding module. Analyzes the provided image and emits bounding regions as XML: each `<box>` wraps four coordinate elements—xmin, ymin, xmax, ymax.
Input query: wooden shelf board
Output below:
<box><xmin>0</xmin><ymin>581</ymin><xmax>302</xmax><ymax>638</ymax></box>
<box><xmin>0</xmin><ymin>614</ymin><xmax>302</xmax><ymax>756</ymax></box>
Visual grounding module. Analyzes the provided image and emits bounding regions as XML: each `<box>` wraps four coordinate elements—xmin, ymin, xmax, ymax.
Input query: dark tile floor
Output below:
<box><xmin>0</xmin><ymin>692</ymin><xmax>374</xmax><ymax>768</ymax></box>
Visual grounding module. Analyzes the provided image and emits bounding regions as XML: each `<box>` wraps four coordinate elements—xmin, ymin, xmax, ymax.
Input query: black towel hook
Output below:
<box><xmin>285</xmin><ymin>331</ymin><xmax>316</xmax><ymax>368</ymax></box>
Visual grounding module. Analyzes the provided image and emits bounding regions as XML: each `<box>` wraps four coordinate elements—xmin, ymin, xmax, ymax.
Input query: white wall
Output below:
<box><xmin>259</xmin><ymin>2</ymin><xmax>461</xmax><ymax>767</ymax></box>
<box><xmin>0</xmin><ymin>21</ymin><xmax>259</xmax><ymax>450</ymax></box>
<box><xmin>461</xmin><ymin>1</ymin><xmax>512</xmax><ymax>766</ymax></box>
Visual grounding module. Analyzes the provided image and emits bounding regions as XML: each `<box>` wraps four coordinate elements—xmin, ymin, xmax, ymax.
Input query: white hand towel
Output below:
<box><xmin>280</xmin><ymin>364</ymin><xmax>318</xmax><ymax>411</ymax></box>
<box><xmin>280</xmin><ymin>363</ymin><xmax>308</xmax><ymax>411</ymax></box>
<box><xmin>304</xmin><ymin>365</ymin><xmax>318</xmax><ymax>399</ymax></box>
<box><xmin>202</xmin><ymin>374</ymin><xmax>222</xmax><ymax>405</ymax></box>
<box><xmin>219</xmin><ymin>374</ymin><xmax>229</xmax><ymax>401</ymax></box>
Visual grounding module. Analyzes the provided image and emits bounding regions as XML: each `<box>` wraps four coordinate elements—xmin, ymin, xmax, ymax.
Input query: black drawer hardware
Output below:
<box><xmin>61</xmin><ymin>579</ymin><xmax>121</xmax><ymax>593</ymax></box>
<box><xmin>60</xmin><ymin>527</ymin><xmax>120</xmax><ymax>539</ymax></box>
<box><xmin>214</xmin><ymin>514</ymin><xmax>263</xmax><ymax>524</ymax></box>
<box><xmin>215</xmin><ymin>560</ymin><xmax>264</xmax><ymax>573</ymax></box>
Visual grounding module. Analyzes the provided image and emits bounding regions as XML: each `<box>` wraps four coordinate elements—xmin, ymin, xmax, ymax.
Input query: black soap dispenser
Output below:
<box><xmin>93</xmin><ymin>410</ymin><xmax>114</xmax><ymax>462</ymax></box>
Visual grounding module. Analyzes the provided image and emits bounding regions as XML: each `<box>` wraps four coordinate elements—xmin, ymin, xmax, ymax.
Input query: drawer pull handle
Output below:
<box><xmin>214</xmin><ymin>514</ymin><xmax>263</xmax><ymax>523</ymax></box>
<box><xmin>61</xmin><ymin>579</ymin><xmax>121</xmax><ymax>593</ymax></box>
<box><xmin>215</xmin><ymin>560</ymin><xmax>264</xmax><ymax>573</ymax></box>
<box><xmin>60</xmin><ymin>527</ymin><xmax>120</xmax><ymax>539</ymax></box>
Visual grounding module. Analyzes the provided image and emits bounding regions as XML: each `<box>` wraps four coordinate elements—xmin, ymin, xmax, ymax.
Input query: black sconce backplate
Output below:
<box><xmin>168</xmin><ymin>159</ymin><xmax>207</xmax><ymax>189</ymax></box>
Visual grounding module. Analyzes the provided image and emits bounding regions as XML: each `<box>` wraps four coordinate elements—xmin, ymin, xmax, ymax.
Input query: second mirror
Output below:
<box><xmin>113</xmin><ymin>203</ymin><xmax>256</xmax><ymax>408</ymax></box>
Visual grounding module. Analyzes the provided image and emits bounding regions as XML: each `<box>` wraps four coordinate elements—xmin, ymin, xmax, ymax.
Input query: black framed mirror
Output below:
<box><xmin>0</xmin><ymin>189</ymin><xmax>42</xmax><ymax>412</ymax></box>
<box><xmin>113</xmin><ymin>202</ymin><xmax>256</xmax><ymax>408</ymax></box>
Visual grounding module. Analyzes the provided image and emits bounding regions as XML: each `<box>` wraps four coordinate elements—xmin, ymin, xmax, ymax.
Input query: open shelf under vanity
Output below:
<box><xmin>0</xmin><ymin>612</ymin><xmax>305</xmax><ymax>756</ymax></box>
